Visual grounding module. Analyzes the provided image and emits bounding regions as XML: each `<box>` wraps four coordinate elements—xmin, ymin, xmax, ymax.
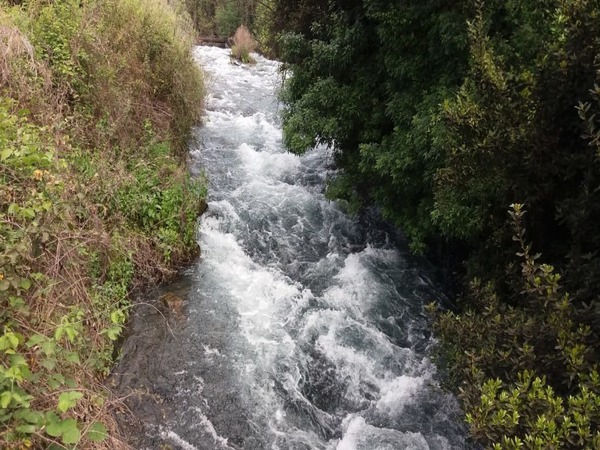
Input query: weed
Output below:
<box><xmin>231</xmin><ymin>25</ymin><xmax>257</xmax><ymax>63</ymax></box>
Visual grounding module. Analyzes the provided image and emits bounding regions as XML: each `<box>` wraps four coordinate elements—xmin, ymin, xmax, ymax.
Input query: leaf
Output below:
<box><xmin>45</xmin><ymin>419</ymin><xmax>63</xmax><ymax>437</ymax></box>
<box><xmin>14</xmin><ymin>408</ymin><xmax>44</xmax><ymax>425</ymax></box>
<box><xmin>19</xmin><ymin>278</ymin><xmax>32</xmax><ymax>291</ymax></box>
<box><xmin>48</xmin><ymin>373</ymin><xmax>65</xmax><ymax>390</ymax></box>
<box><xmin>16</xmin><ymin>424</ymin><xmax>37</xmax><ymax>434</ymax></box>
<box><xmin>1</xmin><ymin>391</ymin><xmax>12</xmax><ymax>409</ymax></box>
<box><xmin>61</xmin><ymin>423</ymin><xmax>81</xmax><ymax>445</ymax></box>
<box><xmin>65</xmin><ymin>352</ymin><xmax>80</xmax><ymax>364</ymax></box>
<box><xmin>41</xmin><ymin>357</ymin><xmax>56</xmax><ymax>371</ymax></box>
<box><xmin>0</xmin><ymin>148</ymin><xmax>12</xmax><ymax>161</ymax></box>
<box><xmin>54</xmin><ymin>327</ymin><xmax>63</xmax><ymax>342</ymax></box>
<box><xmin>9</xmin><ymin>354</ymin><xmax>27</xmax><ymax>367</ymax></box>
<box><xmin>9</xmin><ymin>296</ymin><xmax>27</xmax><ymax>311</ymax></box>
<box><xmin>57</xmin><ymin>391</ymin><xmax>83</xmax><ymax>413</ymax></box>
<box><xmin>46</xmin><ymin>417</ymin><xmax>79</xmax><ymax>444</ymax></box>
<box><xmin>40</xmin><ymin>340</ymin><xmax>56</xmax><ymax>356</ymax></box>
<box><xmin>26</xmin><ymin>334</ymin><xmax>47</xmax><ymax>348</ymax></box>
<box><xmin>86</xmin><ymin>422</ymin><xmax>108</xmax><ymax>442</ymax></box>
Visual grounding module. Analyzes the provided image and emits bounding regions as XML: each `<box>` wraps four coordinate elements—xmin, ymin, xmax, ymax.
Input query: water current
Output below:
<box><xmin>113</xmin><ymin>46</ymin><xmax>469</xmax><ymax>450</ymax></box>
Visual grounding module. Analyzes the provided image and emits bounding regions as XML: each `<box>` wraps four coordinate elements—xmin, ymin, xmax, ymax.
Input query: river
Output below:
<box><xmin>112</xmin><ymin>46</ymin><xmax>469</xmax><ymax>450</ymax></box>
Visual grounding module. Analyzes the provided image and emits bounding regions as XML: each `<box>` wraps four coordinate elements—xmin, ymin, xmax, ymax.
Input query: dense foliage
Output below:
<box><xmin>0</xmin><ymin>0</ymin><xmax>205</xmax><ymax>448</ymax></box>
<box><xmin>433</xmin><ymin>205</ymin><xmax>600</xmax><ymax>448</ymax></box>
<box><xmin>184</xmin><ymin>0</ymin><xmax>255</xmax><ymax>37</ymax></box>
<box><xmin>279</xmin><ymin>0</ymin><xmax>469</xmax><ymax>252</ymax></box>
<box><xmin>275</xmin><ymin>0</ymin><xmax>600</xmax><ymax>447</ymax></box>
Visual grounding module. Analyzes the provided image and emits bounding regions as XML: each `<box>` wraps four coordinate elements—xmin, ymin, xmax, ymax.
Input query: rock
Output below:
<box><xmin>161</xmin><ymin>292</ymin><xmax>184</xmax><ymax>316</ymax></box>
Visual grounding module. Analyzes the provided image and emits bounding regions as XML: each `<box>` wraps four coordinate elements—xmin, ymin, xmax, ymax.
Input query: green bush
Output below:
<box><xmin>215</xmin><ymin>0</ymin><xmax>241</xmax><ymax>36</ymax></box>
<box><xmin>432</xmin><ymin>205</ymin><xmax>600</xmax><ymax>448</ymax></box>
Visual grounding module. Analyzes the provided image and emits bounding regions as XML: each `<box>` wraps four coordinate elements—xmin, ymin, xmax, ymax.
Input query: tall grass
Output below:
<box><xmin>231</xmin><ymin>24</ymin><xmax>257</xmax><ymax>63</ymax></box>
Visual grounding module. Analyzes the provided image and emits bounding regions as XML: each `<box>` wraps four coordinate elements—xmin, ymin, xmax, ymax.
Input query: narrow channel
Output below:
<box><xmin>113</xmin><ymin>46</ymin><xmax>468</xmax><ymax>450</ymax></box>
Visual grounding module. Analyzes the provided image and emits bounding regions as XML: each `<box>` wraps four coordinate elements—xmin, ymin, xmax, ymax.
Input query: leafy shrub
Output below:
<box><xmin>216</xmin><ymin>0</ymin><xmax>242</xmax><ymax>37</ymax></box>
<box><xmin>0</xmin><ymin>99</ymin><xmax>114</xmax><ymax>448</ymax></box>
<box><xmin>432</xmin><ymin>204</ymin><xmax>600</xmax><ymax>448</ymax></box>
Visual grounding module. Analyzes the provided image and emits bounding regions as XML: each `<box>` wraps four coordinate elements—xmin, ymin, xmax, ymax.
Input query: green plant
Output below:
<box><xmin>0</xmin><ymin>0</ymin><xmax>207</xmax><ymax>447</ymax></box>
<box><xmin>215</xmin><ymin>0</ymin><xmax>242</xmax><ymax>36</ymax></box>
<box><xmin>432</xmin><ymin>204</ymin><xmax>600</xmax><ymax>448</ymax></box>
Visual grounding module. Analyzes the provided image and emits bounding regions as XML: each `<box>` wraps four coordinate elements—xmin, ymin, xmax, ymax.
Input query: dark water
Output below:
<box><xmin>112</xmin><ymin>46</ymin><xmax>469</xmax><ymax>450</ymax></box>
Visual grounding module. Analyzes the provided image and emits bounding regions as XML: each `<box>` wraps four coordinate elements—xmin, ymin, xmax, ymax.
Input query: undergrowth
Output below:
<box><xmin>431</xmin><ymin>205</ymin><xmax>600</xmax><ymax>449</ymax></box>
<box><xmin>0</xmin><ymin>0</ymin><xmax>205</xmax><ymax>448</ymax></box>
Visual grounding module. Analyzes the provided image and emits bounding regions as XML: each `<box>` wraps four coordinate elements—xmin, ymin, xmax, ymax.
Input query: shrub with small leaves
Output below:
<box><xmin>432</xmin><ymin>204</ymin><xmax>600</xmax><ymax>448</ymax></box>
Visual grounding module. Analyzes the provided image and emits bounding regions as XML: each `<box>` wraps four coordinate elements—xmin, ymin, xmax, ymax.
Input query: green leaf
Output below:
<box><xmin>19</xmin><ymin>278</ymin><xmax>32</xmax><ymax>291</ymax></box>
<box><xmin>26</xmin><ymin>334</ymin><xmax>47</xmax><ymax>348</ymax></box>
<box><xmin>57</xmin><ymin>391</ymin><xmax>83</xmax><ymax>413</ymax></box>
<box><xmin>0</xmin><ymin>148</ymin><xmax>12</xmax><ymax>161</ymax></box>
<box><xmin>1</xmin><ymin>391</ymin><xmax>12</xmax><ymax>409</ymax></box>
<box><xmin>54</xmin><ymin>327</ymin><xmax>63</xmax><ymax>342</ymax></box>
<box><xmin>61</xmin><ymin>423</ymin><xmax>81</xmax><ymax>444</ymax></box>
<box><xmin>65</xmin><ymin>352</ymin><xmax>80</xmax><ymax>364</ymax></box>
<box><xmin>0</xmin><ymin>332</ymin><xmax>19</xmax><ymax>351</ymax></box>
<box><xmin>45</xmin><ymin>419</ymin><xmax>63</xmax><ymax>437</ymax></box>
<box><xmin>48</xmin><ymin>373</ymin><xmax>65</xmax><ymax>390</ymax></box>
<box><xmin>86</xmin><ymin>422</ymin><xmax>108</xmax><ymax>442</ymax></box>
<box><xmin>9</xmin><ymin>296</ymin><xmax>27</xmax><ymax>310</ymax></box>
<box><xmin>14</xmin><ymin>408</ymin><xmax>44</xmax><ymax>425</ymax></box>
<box><xmin>46</xmin><ymin>417</ymin><xmax>79</xmax><ymax>444</ymax></box>
<box><xmin>41</xmin><ymin>357</ymin><xmax>56</xmax><ymax>371</ymax></box>
<box><xmin>16</xmin><ymin>424</ymin><xmax>37</xmax><ymax>434</ymax></box>
<box><xmin>9</xmin><ymin>354</ymin><xmax>27</xmax><ymax>367</ymax></box>
<box><xmin>40</xmin><ymin>340</ymin><xmax>56</xmax><ymax>356</ymax></box>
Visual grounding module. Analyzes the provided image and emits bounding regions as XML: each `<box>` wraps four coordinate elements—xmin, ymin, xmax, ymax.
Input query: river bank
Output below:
<box><xmin>0</xmin><ymin>1</ymin><xmax>205</xmax><ymax>448</ymax></box>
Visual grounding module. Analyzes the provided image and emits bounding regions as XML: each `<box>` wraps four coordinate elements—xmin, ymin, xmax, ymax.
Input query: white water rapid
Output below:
<box><xmin>115</xmin><ymin>46</ymin><xmax>470</xmax><ymax>450</ymax></box>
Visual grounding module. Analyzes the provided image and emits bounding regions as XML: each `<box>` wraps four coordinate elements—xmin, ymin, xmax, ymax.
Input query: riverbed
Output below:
<box><xmin>111</xmin><ymin>46</ymin><xmax>469</xmax><ymax>450</ymax></box>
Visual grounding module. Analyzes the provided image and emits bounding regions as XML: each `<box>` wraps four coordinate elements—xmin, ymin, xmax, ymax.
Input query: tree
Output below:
<box><xmin>279</xmin><ymin>0</ymin><xmax>469</xmax><ymax>253</ymax></box>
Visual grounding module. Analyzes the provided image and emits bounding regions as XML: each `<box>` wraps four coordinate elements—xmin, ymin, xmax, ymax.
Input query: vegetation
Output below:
<box><xmin>230</xmin><ymin>25</ymin><xmax>257</xmax><ymax>63</ymax></box>
<box><xmin>182</xmin><ymin>0</ymin><xmax>278</xmax><ymax>56</ymax></box>
<box><xmin>273</xmin><ymin>0</ymin><xmax>600</xmax><ymax>447</ymax></box>
<box><xmin>0</xmin><ymin>0</ymin><xmax>205</xmax><ymax>448</ymax></box>
<box><xmin>432</xmin><ymin>205</ymin><xmax>600</xmax><ymax>448</ymax></box>
<box><xmin>184</xmin><ymin>0</ymin><xmax>255</xmax><ymax>37</ymax></box>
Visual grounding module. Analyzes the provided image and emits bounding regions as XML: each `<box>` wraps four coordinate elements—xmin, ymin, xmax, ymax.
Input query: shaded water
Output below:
<box><xmin>113</xmin><ymin>46</ymin><xmax>468</xmax><ymax>450</ymax></box>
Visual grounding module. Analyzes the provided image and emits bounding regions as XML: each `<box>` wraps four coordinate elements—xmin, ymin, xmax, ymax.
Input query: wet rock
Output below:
<box><xmin>109</xmin><ymin>284</ymin><xmax>192</xmax><ymax>449</ymax></box>
<box><xmin>161</xmin><ymin>292</ymin><xmax>184</xmax><ymax>316</ymax></box>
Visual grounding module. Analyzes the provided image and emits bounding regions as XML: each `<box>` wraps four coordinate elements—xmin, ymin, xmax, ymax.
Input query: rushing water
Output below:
<box><xmin>113</xmin><ymin>46</ymin><xmax>469</xmax><ymax>450</ymax></box>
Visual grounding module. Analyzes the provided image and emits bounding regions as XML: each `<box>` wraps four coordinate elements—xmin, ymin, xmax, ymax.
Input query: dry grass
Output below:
<box><xmin>0</xmin><ymin>24</ymin><xmax>34</xmax><ymax>83</ymax></box>
<box><xmin>231</xmin><ymin>25</ymin><xmax>257</xmax><ymax>64</ymax></box>
<box><xmin>0</xmin><ymin>16</ymin><xmax>57</xmax><ymax>124</ymax></box>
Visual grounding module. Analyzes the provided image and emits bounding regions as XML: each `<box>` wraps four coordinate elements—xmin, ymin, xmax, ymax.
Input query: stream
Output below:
<box><xmin>112</xmin><ymin>46</ymin><xmax>469</xmax><ymax>450</ymax></box>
